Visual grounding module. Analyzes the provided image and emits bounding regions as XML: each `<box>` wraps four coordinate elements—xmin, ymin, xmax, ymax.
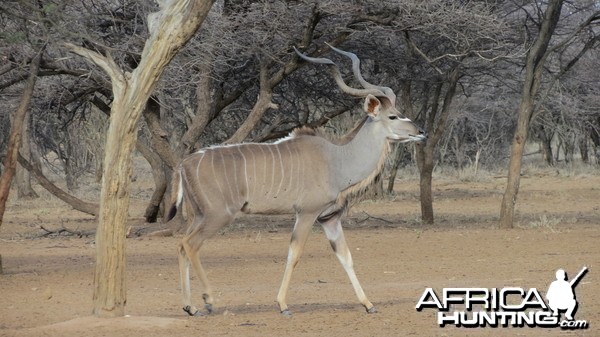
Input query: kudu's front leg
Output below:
<box><xmin>276</xmin><ymin>212</ymin><xmax>319</xmax><ymax>316</ymax></box>
<box><xmin>320</xmin><ymin>215</ymin><xmax>376</xmax><ymax>313</ymax></box>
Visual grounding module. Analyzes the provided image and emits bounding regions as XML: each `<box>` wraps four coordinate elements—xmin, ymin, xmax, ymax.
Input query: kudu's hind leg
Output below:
<box><xmin>178</xmin><ymin>243</ymin><xmax>196</xmax><ymax>315</ymax></box>
<box><xmin>320</xmin><ymin>215</ymin><xmax>376</xmax><ymax>313</ymax></box>
<box><xmin>276</xmin><ymin>212</ymin><xmax>319</xmax><ymax>316</ymax></box>
<box><xmin>179</xmin><ymin>212</ymin><xmax>234</xmax><ymax>316</ymax></box>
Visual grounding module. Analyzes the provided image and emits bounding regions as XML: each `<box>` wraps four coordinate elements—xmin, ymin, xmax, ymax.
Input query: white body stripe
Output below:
<box><xmin>176</xmin><ymin>172</ymin><xmax>184</xmax><ymax>207</ymax></box>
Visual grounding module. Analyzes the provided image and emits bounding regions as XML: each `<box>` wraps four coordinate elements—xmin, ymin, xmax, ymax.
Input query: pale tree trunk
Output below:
<box><xmin>66</xmin><ymin>0</ymin><xmax>215</xmax><ymax>317</ymax></box>
<box><xmin>0</xmin><ymin>46</ymin><xmax>43</xmax><ymax>228</ymax></box>
<box><xmin>499</xmin><ymin>0</ymin><xmax>563</xmax><ymax>229</ymax></box>
<box><xmin>96</xmin><ymin>93</ymin><xmax>178</xmax><ymax>226</ymax></box>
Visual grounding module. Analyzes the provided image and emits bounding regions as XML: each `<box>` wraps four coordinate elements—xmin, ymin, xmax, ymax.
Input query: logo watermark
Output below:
<box><xmin>415</xmin><ymin>267</ymin><xmax>588</xmax><ymax>329</ymax></box>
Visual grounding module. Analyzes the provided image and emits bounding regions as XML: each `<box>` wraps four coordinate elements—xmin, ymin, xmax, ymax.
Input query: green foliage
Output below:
<box><xmin>0</xmin><ymin>31</ymin><xmax>27</xmax><ymax>44</ymax></box>
<box><xmin>41</xmin><ymin>3</ymin><xmax>58</xmax><ymax>13</ymax></box>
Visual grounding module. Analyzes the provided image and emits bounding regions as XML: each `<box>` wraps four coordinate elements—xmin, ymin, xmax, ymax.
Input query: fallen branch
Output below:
<box><xmin>126</xmin><ymin>225</ymin><xmax>173</xmax><ymax>238</ymax></box>
<box><xmin>356</xmin><ymin>211</ymin><xmax>393</xmax><ymax>224</ymax></box>
<box><xmin>39</xmin><ymin>224</ymin><xmax>95</xmax><ymax>237</ymax></box>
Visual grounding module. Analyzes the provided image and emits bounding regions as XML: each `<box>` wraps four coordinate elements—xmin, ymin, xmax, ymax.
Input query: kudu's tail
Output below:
<box><xmin>166</xmin><ymin>166</ymin><xmax>184</xmax><ymax>222</ymax></box>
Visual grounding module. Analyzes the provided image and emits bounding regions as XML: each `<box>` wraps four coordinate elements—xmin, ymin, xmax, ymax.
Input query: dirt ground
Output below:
<box><xmin>1</xmin><ymin>169</ymin><xmax>599</xmax><ymax>337</ymax></box>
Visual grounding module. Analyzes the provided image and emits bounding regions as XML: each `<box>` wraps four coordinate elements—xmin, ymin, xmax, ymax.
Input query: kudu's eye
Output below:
<box><xmin>388</xmin><ymin>115</ymin><xmax>399</xmax><ymax>120</ymax></box>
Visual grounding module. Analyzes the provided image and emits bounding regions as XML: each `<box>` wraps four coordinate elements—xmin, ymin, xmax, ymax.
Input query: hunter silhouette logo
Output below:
<box><xmin>415</xmin><ymin>267</ymin><xmax>589</xmax><ymax>329</ymax></box>
<box><xmin>546</xmin><ymin>267</ymin><xmax>587</xmax><ymax>321</ymax></box>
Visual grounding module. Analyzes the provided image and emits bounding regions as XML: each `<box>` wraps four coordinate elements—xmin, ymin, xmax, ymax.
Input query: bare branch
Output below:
<box><xmin>17</xmin><ymin>152</ymin><xmax>99</xmax><ymax>216</ymax></box>
<box><xmin>225</xmin><ymin>58</ymin><xmax>277</xmax><ymax>144</ymax></box>
<box><xmin>403</xmin><ymin>31</ymin><xmax>444</xmax><ymax>75</ymax></box>
<box><xmin>63</xmin><ymin>42</ymin><xmax>126</xmax><ymax>91</ymax></box>
<box><xmin>547</xmin><ymin>10</ymin><xmax>600</xmax><ymax>54</ymax></box>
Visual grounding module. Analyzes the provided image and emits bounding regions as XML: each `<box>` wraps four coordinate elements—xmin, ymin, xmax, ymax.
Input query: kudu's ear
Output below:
<box><xmin>363</xmin><ymin>94</ymin><xmax>381</xmax><ymax>118</ymax></box>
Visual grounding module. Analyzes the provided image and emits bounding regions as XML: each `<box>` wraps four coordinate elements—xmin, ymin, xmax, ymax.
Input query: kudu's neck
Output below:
<box><xmin>330</xmin><ymin>118</ymin><xmax>390</xmax><ymax>192</ymax></box>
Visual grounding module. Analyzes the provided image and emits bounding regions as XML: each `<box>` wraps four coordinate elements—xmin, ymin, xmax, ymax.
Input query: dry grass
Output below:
<box><xmin>521</xmin><ymin>214</ymin><xmax>562</xmax><ymax>232</ymax></box>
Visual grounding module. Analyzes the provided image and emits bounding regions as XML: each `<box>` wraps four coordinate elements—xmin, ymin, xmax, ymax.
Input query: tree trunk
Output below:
<box><xmin>141</xmin><ymin>97</ymin><xmax>177</xmax><ymax>226</ymax></box>
<box><xmin>0</xmin><ymin>47</ymin><xmax>43</xmax><ymax>276</ymax></box>
<box><xmin>537</xmin><ymin>125</ymin><xmax>554</xmax><ymax>166</ymax></box>
<box><xmin>142</xmin><ymin>98</ymin><xmax>178</xmax><ymax>169</ymax></box>
<box><xmin>414</xmin><ymin>67</ymin><xmax>460</xmax><ymax>225</ymax></box>
<box><xmin>416</xmin><ymin>145</ymin><xmax>435</xmax><ymax>224</ymax></box>
<box><xmin>136</xmin><ymin>98</ymin><xmax>168</xmax><ymax>223</ymax></box>
<box><xmin>95</xmin><ymin>155</ymin><xmax>103</xmax><ymax>183</ymax></box>
<box><xmin>579</xmin><ymin>136</ymin><xmax>589</xmax><ymax>164</ymax></box>
<box><xmin>0</xmin><ymin>46</ymin><xmax>43</xmax><ymax>228</ymax></box>
<box><xmin>92</xmin><ymin>95</ymin><xmax>136</xmax><ymax>317</ymax></box>
<box><xmin>136</xmin><ymin>139</ymin><xmax>167</xmax><ymax>223</ymax></box>
<box><xmin>67</xmin><ymin>0</ymin><xmax>215</xmax><ymax>317</ymax></box>
<box><xmin>16</xmin><ymin>111</ymin><xmax>38</xmax><ymax>199</ymax></box>
<box><xmin>499</xmin><ymin>0</ymin><xmax>563</xmax><ymax>229</ymax></box>
<box><xmin>63</xmin><ymin>152</ymin><xmax>79</xmax><ymax>191</ymax></box>
<box><xmin>564</xmin><ymin>136</ymin><xmax>575</xmax><ymax>163</ymax></box>
<box><xmin>386</xmin><ymin>145</ymin><xmax>405</xmax><ymax>195</ymax></box>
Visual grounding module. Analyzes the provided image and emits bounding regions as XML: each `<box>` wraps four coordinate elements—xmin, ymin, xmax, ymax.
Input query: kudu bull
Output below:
<box><xmin>167</xmin><ymin>44</ymin><xmax>426</xmax><ymax>316</ymax></box>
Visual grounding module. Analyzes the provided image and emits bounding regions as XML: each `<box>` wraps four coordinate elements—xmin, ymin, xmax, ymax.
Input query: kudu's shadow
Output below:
<box><xmin>202</xmin><ymin>297</ymin><xmax>412</xmax><ymax>316</ymax></box>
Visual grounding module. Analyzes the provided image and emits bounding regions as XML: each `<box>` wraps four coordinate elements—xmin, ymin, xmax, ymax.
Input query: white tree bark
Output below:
<box><xmin>66</xmin><ymin>0</ymin><xmax>215</xmax><ymax>317</ymax></box>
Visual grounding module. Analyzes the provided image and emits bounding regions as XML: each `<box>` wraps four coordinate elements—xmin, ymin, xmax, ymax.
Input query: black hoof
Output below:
<box><xmin>281</xmin><ymin>309</ymin><xmax>293</xmax><ymax>317</ymax></box>
<box><xmin>205</xmin><ymin>303</ymin><xmax>213</xmax><ymax>314</ymax></box>
<box><xmin>183</xmin><ymin>305</ymin><xmax>207</xmax><ymax>317</ymax></box>
<box><xmin>366</xmin><ymin>306</ymin><xmax>377</xmax><ymax>314</ymax></box>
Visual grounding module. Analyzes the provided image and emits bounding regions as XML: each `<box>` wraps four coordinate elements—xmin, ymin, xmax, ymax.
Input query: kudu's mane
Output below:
<box><xmin>289</xmin><ymin>116</ymin><xmax>368</xmax><ymax>146</ymax></box>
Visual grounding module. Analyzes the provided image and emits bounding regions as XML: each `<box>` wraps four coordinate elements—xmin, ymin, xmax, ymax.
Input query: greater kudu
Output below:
<box><xmin>167</xmin><ymin>45</ymin><xmax>426</xmax><ymax>316</ymax></box>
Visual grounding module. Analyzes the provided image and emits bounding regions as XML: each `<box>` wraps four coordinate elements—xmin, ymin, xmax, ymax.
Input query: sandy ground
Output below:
<box><xmin>1</xmin><ymin>170</ymin><xmax>599</xmax><ymax>337</ymax></box>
